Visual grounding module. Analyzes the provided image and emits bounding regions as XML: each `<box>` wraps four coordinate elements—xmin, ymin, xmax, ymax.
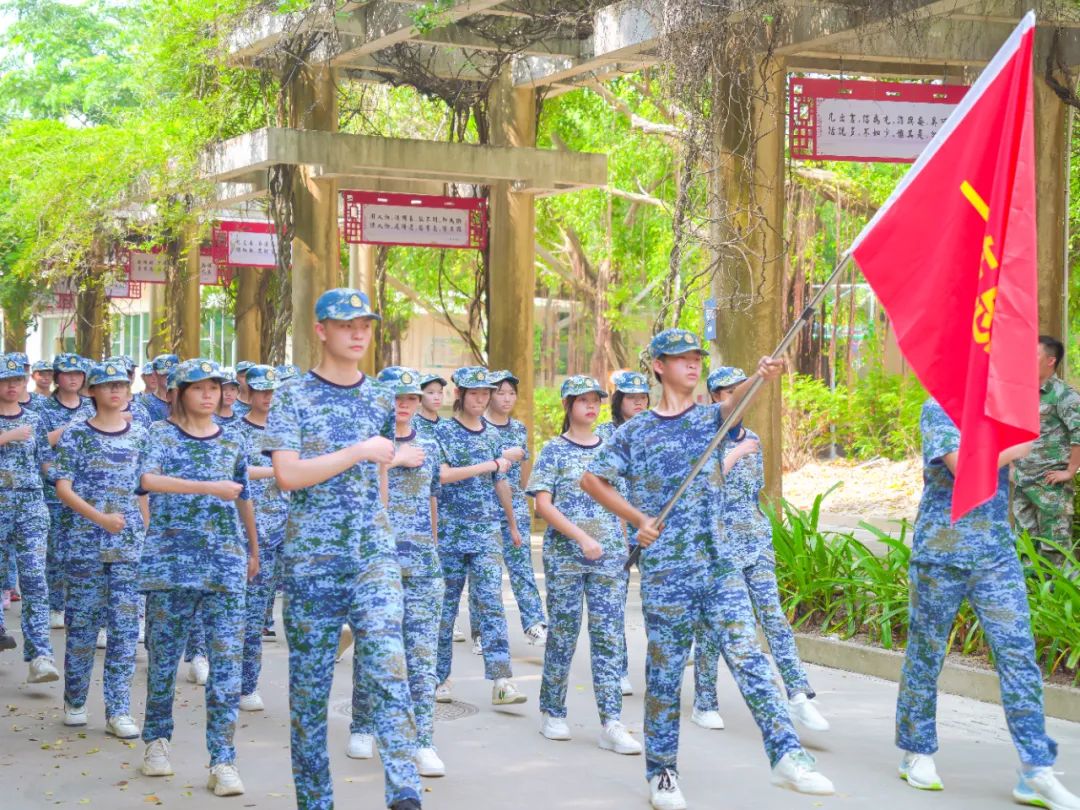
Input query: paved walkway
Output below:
<box><xmin>3</xmin><ymin>552</ymin><xmax>1079</xmax><ymax>809</ymax></box>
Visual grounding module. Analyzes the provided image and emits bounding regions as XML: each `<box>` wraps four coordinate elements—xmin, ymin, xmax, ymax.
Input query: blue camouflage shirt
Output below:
<box><xmin>36</xmin><ymin>394</ymin><xmax>96</xmax><ymax>502</ymax></box>
<box><xmin>485</xmin><ymin>416</ymin><xmax>530</xmax><ymax>511</ymax></box>
<box><xmin>387</xmin><ymin>430</ymin><xmax>441</xmax><ymax>577</ymax></box>
<box><xmin>234</xmin><ymin>417</ymin><xmax>288</xmax><ymax>550</ymax></box>
<box><xmin>262</xmin><ymin>372</ymin><xmax>396</xmax><ymax>577</ymax></box>
<box><xmin>434</xmin><ymin>417</ymin><xmax>505</xmax><ymax>553</ymax></box>
<box><xmin>913</xmin><ymin>398</ymin><xmax>1015</xmax><ymax>566</ymax></box>
<box><xmin>413</xmin><ymin>413</ymin><xmax>440</xmax><ymax>441</ymax></box>
<box><xmin>138</xmin><ymin>392</ymin><xmax>170</xmax><ymax>423</ymax></box>
<box><xmin>588</xmin><ymin>404</ymin><xmax>729</xmax><ymax>577</ymax></box>
<box><xmin>53</xmin><ymin>421</ymin><xmax>147</xmax><ymax>564</ymax></box>
<box><xmin>0</xmin><ymin>407</ymin><xmax>52</xmax><ymax>490</ymax></box>
<box><xmin>721</xmin><ymin>428</ymin><xmax>772</xmax><ymax>568</ymax></box>
<box><xmin>138</xmin><ymin>420</ymin><xmax>250</xmax><ymax>592</ymax></box>
<box><xmin>233</xmin><ymin>400</ymin><xmax>251</xmax><ymax>419</ymax></box>
<box><xmin>126</xmin><ymin>398</ymin><xmax>151</xmax><ymax>429</ymax></box>
<box><xmin>527</xmin><ymin>435</ymin><xmax>626</xmax><ymax>575</ymax></box>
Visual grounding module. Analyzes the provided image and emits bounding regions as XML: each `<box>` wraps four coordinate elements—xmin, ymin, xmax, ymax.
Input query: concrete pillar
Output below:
<box><xmin>289</xmin><ymin>61</ymin><xmax>339</xmax><ymax>371</ymax></box>
<box><xmin>1034</xmin><ymin>76</ymin><xmax>1068</xmax><ymax>340</ymax></box>
<box><xmin>487</xmin><ymin>68</ymin><xmax>537</xmax><ymax>446</ymax></box>
<box><xmin>235</xmin><ymin>268</ymin><xmax>263</xmax><ymax>363</ymax></box>
<box><xmin>178</xmin><ymin>225</ymin><xmax>202</xmax><ymax>360</ymax></box>
<box><xmin>349</xmin><ymin>243</ymin><xmax>378</xmax><ymax>376</ymax></box>
<box><xmin>711</xmin><ymin>57</ymin><xmax>786</xmax><ymax>498</ymax></box>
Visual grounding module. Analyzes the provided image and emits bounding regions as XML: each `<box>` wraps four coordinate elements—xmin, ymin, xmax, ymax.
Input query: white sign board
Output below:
<box><xmin>227</xmin><ymin>231</ymin><xmax>277</xmax><ymax>267</ymax></box>
<box><xmin>363</xmin><ymin>205</ymin><xmax>473</xmax><ymax>248</ymax></box>
<box><xmin>814</xmin><ymin>100</ymin><xmax>957</xmax><ymax>162</ymax></box>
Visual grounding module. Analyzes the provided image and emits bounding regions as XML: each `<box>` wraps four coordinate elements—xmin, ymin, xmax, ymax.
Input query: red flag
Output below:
<box><xmin>850</xmin><ymin>12</ymin><xmax>1039</xmax><ymax>521</ymax></box>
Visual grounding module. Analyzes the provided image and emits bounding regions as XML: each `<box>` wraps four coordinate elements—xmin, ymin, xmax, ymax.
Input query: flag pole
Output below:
<box><xmin>624</xmin><ymin>251</ymin><xmax>855</xmax><ymax>571</ymax></box>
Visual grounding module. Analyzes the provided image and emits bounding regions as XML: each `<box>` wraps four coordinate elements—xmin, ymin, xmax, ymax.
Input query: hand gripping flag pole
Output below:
<box><xmin>624</xmin><ymin>251</ymin><xmax>853</xmax><ymax>572</ymax></box>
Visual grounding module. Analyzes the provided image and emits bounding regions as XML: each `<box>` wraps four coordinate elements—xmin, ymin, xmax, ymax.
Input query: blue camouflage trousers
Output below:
<box><xmin>64</xmin><ymin>559</ymin><xmax>139</xmax><ymax>716</ymax></box>
<box><xmin>640</xmin><ymin>566</ymin><xmax>801</xmax><ymax>781</ymax></box>
<box><xmin>142</xmin><ymin>589</ymin><xmax>244</xmax><ymax>766</ymax></box>
<box><xmin>693</xmin><ymin>549</ymin><xmax>813</xmax><ymax>710</ymax></box>
<box><xmin>183</xmin><ymin>604</ymin><xmax>208</xmax><ymax>661</ymax></box>
<box><xmin>2</xmin><ymin>539</ymin><xmax>16</xmax><ymax>590</ymax></box>
<box><xmin>896</xmin><ymin>555</ymin><xmax>1057</xmax><ymax>767</ymax></box>
<box><xmin>541</xmin><ymin>564</ymin><xmax>626</xmax><ymax>724</ymax></box>
<box><xmin>285</xmin><ymin>559</ymin><xmax>420</xmax><ymax>810</ymax></box>
<box><xmin>353</xmin><ymin>574</ymin><xmax>445</xmax><ymax>748</ymax></box>
<box><xmin>468</xmin><ymin>511</ymin><xmax>546</xmax><ymax>637</ymax></box>
<box><xmin>242</xmin><ymin>543</ymin><xmax>281</xmax><ymax>696</ymax></box>
<box><xmin>45</xmin><ymin>500</ymin><xmax>70</xmax><ymax>613</ymax></box>
<box><xmin>438</xmin><ymin>548</ymin><xmax>513</xmax><ymax>682</ymax></box>
<box><xmin>619</xmin><ymin>552</ymin><xmax>637</xmax><ymax>680</ymax></box>
<box><xmin>0</xmin><ymin>492</ymin><xmax>52</xmax><ymax>661</ymax></box>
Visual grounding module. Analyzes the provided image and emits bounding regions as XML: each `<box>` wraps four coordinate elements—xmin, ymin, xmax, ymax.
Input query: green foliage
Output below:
<box><xmin>532</xmin><ymin>386</ymin><xmax>565</xmax><ymax>449</ymax></box>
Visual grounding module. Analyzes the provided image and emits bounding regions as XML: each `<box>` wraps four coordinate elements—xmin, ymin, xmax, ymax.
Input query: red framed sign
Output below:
<box><xmin>342</xmin><ymin>191</ymin><xmax>487</xmax><ymax>250</ymax></box>
<box><xmin>212</xmin><ymin>220</ymin><xmax>277</xmax><ymax>268</ymax></box>
<box><xmin>789</xmin><ymin>78</ymin><xmax>968</xmax><ymax>163</ymax></box>
<box><xmin>127</xmin><ymin>247</ymin><xmax>224</xmax><ymax>285</ymax></box>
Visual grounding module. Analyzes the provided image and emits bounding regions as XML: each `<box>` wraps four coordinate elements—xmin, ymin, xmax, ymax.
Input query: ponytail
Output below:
<box><xmin>560</xmin><ymin>395</ymin><xmax>577</xmax><ymax>434</ymax></box>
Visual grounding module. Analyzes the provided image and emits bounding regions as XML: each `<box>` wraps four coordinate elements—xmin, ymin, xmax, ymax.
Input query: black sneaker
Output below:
<box><xmin>390</xmin><ymin>799</ymin><xmax>421</xmax><ymax>810</ymax></box>
<box><xmin>262</xmin><ymin>628</ymin><xmax>276</xmax><ymax>639</ymax></box>
<box><xmin>0</xmin><ymin>631</ymin><xmax>17</xmax><ymax>651</ymax></box>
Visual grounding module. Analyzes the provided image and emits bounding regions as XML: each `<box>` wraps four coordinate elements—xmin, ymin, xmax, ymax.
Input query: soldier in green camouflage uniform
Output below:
<box><xmin>1011</xmin><ymin>336</ymin><xmax>1080</xmax><ymax>563</ymax></box>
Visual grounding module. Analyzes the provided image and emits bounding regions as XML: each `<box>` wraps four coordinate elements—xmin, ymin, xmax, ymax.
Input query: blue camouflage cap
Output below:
<box><xmin>707</xmin><ymin>366</ymin><xmax>748</xmax><ymax>392</ymax></box>
<box><xmin>141</xmin><ymin>361</ymin><xmax>154</xmax><ymax>375</ymax></box>
<box><xmin>245</xmin><ymin>364</ymin><xmax>281</xmax><ymax>391</ymax></box>
<box><xmin>486</xmin><ymin>369</ymin><xmax>519</xmax><ymax>387</ymax></box>
<box><xmin>276</xmin><ymin>363</ymin><xmax>300</xmax><ymax>381</ymax></box>
<box><xmin>235</xmin><ymin>360</ymin><xmax>256</xmax><ymax>375</ymax></box>
<box><xmin>7</xmin><ymin>352</ymin><xmax>28</xmax><ymax>370</ymax></box>
<box><xmin>105</xmin><ymin>355</ymin><xmax>136</xmax><ymax>374</ymax></box>
<box><xmin>87</xmin><ymin>361</ymin><xmax>130</xmax><ymax>388</ymax></box>
<box><xmin>31</xmin><ymin>360</ymin><xmax>52</xmax><ymax>373</ymax></box>
<box><xmin>220</xmin><ymin>368</ymin><xmax>239</xmax><ymax>387</ymax></box>
<box><xmin>451</xmin><ymin>366</ymin><xmax>496</xmax><ymax>389</ymax></box>
<box><xmin>560</xmin><ymin>374</ymin><xmax>608</xmax><ymax>399</ymax></box>
<box><xmin>53</xmin><ymin>353</ymin><xmax>86</xmax><ymax>374</ymax></box>
<box><xmin>378</xmin><ymin>366</ymin><xmax>423</xmax><ymax>396</ymax></box>
<box><xmin>0</xmin><ymin>354</ymin><xmax>27</xmax><ymax>380</ymax></box>
<box><xmin>419</xmin><ymin>372</ymin><xmax>447</xmax><ymax>389</ymax></box>
<box><xmin>168</xmin><ymin>358</ymin><xmax>226</xmax><ymax>390</ymax></box>
<box><xmin>610</xmin><ymin>370</ymin><xmax>650</xmax><ymax>394</ymax></box>
<box><xmin>314</xmin><ymin>288</ymin><xmax>381</xmax><ymax>322</ymax></box>
<box><xmin>648</xmin><ymin>328</ymin><xmax>705</xmax><ymax>359</ymax></box>
<box><xmin>152</xmin><ymin>353</ymin><xmax>180</xmax><ymax>373</ymax></box>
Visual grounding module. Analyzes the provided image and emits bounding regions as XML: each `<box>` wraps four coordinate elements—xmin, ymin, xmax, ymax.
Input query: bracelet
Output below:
<box><xmin>491</xmin><ymin>459</ymin><xmax>499</xmax><ymax>473</ymax></box>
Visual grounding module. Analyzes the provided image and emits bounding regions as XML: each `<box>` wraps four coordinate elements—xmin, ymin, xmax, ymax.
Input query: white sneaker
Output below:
<box><xmin>96</xmin><ymin>629</ymin><xmax>107</xmax><ymax>649</ymax></box>
<box><xmin>524</xmin><ymin>623</ymin><xmax>547</xmax><ymax>646</ymax></box>
<box><xmin>691</xmin><ymin>707</ymin><xmax>725</xmax><ymax>730</ymax></box>
<box><xmin>187</xmin><ymin>655</ymin><xmax>209</xmax><ymax>685</ymax></box>
<box><xmin>138</xmin><ymin>621</ymin><xmax>145</xmax><ymax>644</ymax></box>
<box><xmin>770</xmin><ymin>749</ymin><xmax>835</xmax><ymax>795</ymax></box>
<box><xmin>620</xmin><ymin>676</ymin><xmax>633</xmax><ymax>696</ymax></box>
<box><xmin>540</xmin><ymin>713</ymin><xmax>571</xmax><ymax>741</ymax></box>
<box><xmin>471</xmin><ymin>635</ymin><xmax>483</xmax><ymax>655</ymax></box>
<box><xmin>238</xmin><ymin>692</ymin><xmax>264</xmax><ymax>712</ymax></box>
<box><xmin>452</xmin><ymin>623</ymin><xmax>466</xmax><ymax>642</ymax></box>
<box><xmin>898</xmin><ymin>751</ymin><xmax>943</xmax><ymax>791</ymax></box>
<box><xmin>49</xmin><ymin>610</ymin><xmax>64</xmax><ymax>629</ymax></box>
<box><xmin>335</xmin><ymin>624</ymin><xmax>353</xmax><ymax>663</ymax></box>
<box><xmin>435</xmin><ymin>680</ymin><xmax>452</xmax><ymax>703</ymax></box>
<box><xmin>415</xmin><ymin>746</ymin><xmax>446</xmax><ymax>777</ymax></box>
<box><xmin>142</xmin><ymin>738</ymin><xmax>174</xmax><ymax>776</ymax></box>
<box><xmin>27</xmin><ymin>656</ymin><xmax>59</xmax><ymax>683</ymax></box>
<box><xmin>1014</xmin><ymin>767</ymin><xmax>1080</xmax><ymax>809</ymax></box>
<box><xmin>649</xmin><ymin>768</ymin><xmax>687</xmax><ymax>810</ymax></box>
<box><xmin>63</xmin><ymin>701</ymin><xmax>88</xmax><ymax>726</ymax></box>
<box><xmin>346</xmin><ymin>732</ymin><xmax>374</xmax><ymax>759</ymax></box>
<box><xmin>599</xmin><ymin>720</ymin><xmax>642</xmax><ymax>755</ymax></box>
<box><xmin>789</xmin><ymin>693</ymin><xmax>829</xmax><ymax>732</ymax></box>
<box><xmin>105</xmin><ymin>715</ymin><xmax>140</xmax><ymax>739</ymax></box>
<box><xmin>492</xmin><ymin>678</ymin><xmax>527</xmax><ymax>705</ymax></box>
<box><xmin>207</xmin><ymin>762</ymin><xmax>245</xmax><ymax>796</ymax></box>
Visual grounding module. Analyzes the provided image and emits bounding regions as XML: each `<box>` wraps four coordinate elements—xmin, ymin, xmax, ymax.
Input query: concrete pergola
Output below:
<box><xmin>200</xmin><ymin>0</ymin><xmax>1080</xmax><ymax>478</ymax></box>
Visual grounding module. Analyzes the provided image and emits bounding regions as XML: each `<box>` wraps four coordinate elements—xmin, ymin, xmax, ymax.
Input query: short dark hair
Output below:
<box><xmin>1039</xmin><ymin>335</ymin><xmax>1065</xmax><ymax>369</ymax></box>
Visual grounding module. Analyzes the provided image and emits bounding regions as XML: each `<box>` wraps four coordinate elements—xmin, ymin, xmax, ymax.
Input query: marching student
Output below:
<box><xmin>30</xmin><ymin>359</ymin><xmax>55</xmax><ymax>405</ymax></box>
<box><xmin>233</xmin><ymin>360</ymin><xmax>255</xmax><ymax>418</ymax></box>
<box><xmin>527</xmin><ymin>374</ymin><xmax>640</xmax><ymax>756</ymax></box>
<box><xmin>691</xmin><ymin>367</ymin><xmax>828</xmax><ymax>733</ymax></box>
<box><xmin>582</xmin><ymin>329</ymin><xmax>833</xmax><ymax>810</ymax></box>
<box><xmin>894</xmin><ymin>397</ymin><xmax>1080</xmax><ymax>809</ymax></box>
<box><xmin>263</xmin><ymin>288</ymin><xmax>422</xmax><ymax>810</ymax></box>
<box><xmin>138</xmin><ymin>354</ymin><xmax>178</xmax><ymax>423</ymax></box>
<box><xmin>484</xmin><ymin>369</ymin><xmax>547</xmax><ymax>646</ymax></box>
<box><xmin>349</xmin><ymin>366</ymin><xmax>446</xmax><ymax>778</ymax></box>
<box><xmin>432</xmin><ymin>366</ymin><xmax>527</xmax><ymax>707</ymax></box>
<box><xmin>137</xmin><ymin>358</ymin><xmax>258</xmax><ymax>797</ymax></box>
<box><xmin>414</xmin><ymin>373</ymin><xmax>445</xmax><ymax>440</ymax></box>
<box><xmin>214</xmin><ymin>369</ymin><xmax>243</xmax><ymax>426</ymax></box>
<box><xmin>140</xmin><ymin>362</ymin><xmax>157</xmax><ymax>397</ymax></box>
<box><xmin>54</xmin><ymin>361</ymin><xmax>148</xmax><ymax>739</ymax></box>
<box><xmin>38</xmin><ymin>353</ymin><xmax>96</xmax><ymax>627</ymax></box>
<box><xmin>0</xmin><ymin>354</ymin><xmax>59</xmax><ymax>682</ymax></box>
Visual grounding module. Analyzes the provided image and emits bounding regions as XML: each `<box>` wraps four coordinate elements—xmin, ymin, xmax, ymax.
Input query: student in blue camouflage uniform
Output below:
<box><xmin>233</xmin><ymin>360</ymin><xmax>255</xmax><ymax>419</ymax></box>
<box><xmin>138</xmin><ymin>354</ymin><xmax>177</xmax><ymax>424</ymax></box>
<box><xmin>415</xmin><ymin>373</ymin><xmax>445</xmax><ymax>440</ymax></box>
<box><xmin>275</xmin><ymin>363</ymin><xmax>301</xmax><ymax>383</ymax></box>
<box><xmin>104</xmin><ymin>356</ymin><xmax>151</xmax><ymax>429</ymax></box>
<box><xmin>527</xmin><ymin>374</ymin><xmax>641</xmax><ymax>756</ymax></box>
<box><xmin>432</xmin><ymin>366</ymin><xmax>528</xmax><ymax>708</ymax></box>
<box><xmin>480</xmin><ymin>370</ymin><xmax>547</xmax><ymax>647</ymax></box>
<box><xmin>232</xmin><ymin>364</ymin><xmax>288</xmax><ymax>712</ymax></box>
<box><xmin>349</xmin><ymin>366</ymin><xmax>447</xmax><ymax>778</ymax></box>
<box><xmin>894</xmin><ymin>397</ymin><xmax>1080</xmax><ymax>809</ymax></box>
<box><xmin>139</xmin><ymin>361</ymin><xmax>157</xmax><ymax>398</ymax></box>
<box><xmin>214</xmin><ymin>369</ymin><xmax>243</xmax><ymax>427</ymax></box>
<box><xmin>598</xmin><ymin>370</ymin><xmax>651</xmax><ymax>696</ymax></box>
<box><xmin>38</xmin><ymin>353</ymin><xmax>96</xmax><ymax>625</ymax></box>
<box><xmin>264</xmin><ymin>288</ymin><xmax>422</xmax><ymax>810</ymax></box>
<box><xmin>137</xmin><ymin>358</ymin><xmax>259</xmax><ymax>798</ymax></box>
<box><xmin>30</xmin><ymin>359</ymin><xmax>55</xmax><ymax>407</ymax></box>
<box><xmin>2</xmin><ymin>353</ymin><xmax>36</xmax><ymax>616</ymax></box>
<box><xmin>54</xmin><ymin>361</ymin><xmax>148</xmax><ymax>740</ymax></box>
<box><xmin>0</xmin><ymin>354</ymin><xmax>59</xmax><ymax>681</ymax></box>
<box><xmin>7</xmin><ymin>352</ymin><xmax>32</xmax><ymax>408</ymax></box>
<box><xmin>691</xmin><ymin>367</ymin><xmax>829</xmax><ymax>735</ymax></box>
<box><xmin>582</xmin><ymin>329</ymin><xmax>833</xmax><ymax>810</ymax></box>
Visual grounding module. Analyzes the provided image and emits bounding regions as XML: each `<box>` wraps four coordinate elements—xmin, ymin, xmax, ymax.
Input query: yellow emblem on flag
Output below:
<box><xmin>973</xmin><ymin>287</ymin><xmax>997</xmax><ymax>352</ymax></box>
